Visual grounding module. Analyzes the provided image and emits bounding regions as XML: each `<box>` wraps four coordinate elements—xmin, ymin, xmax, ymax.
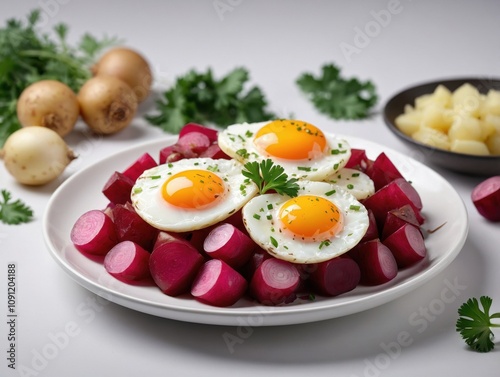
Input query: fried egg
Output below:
<box><xmin>131</xmin><ymin>158</ymin><xmax>258</xmax><ymax>232</ymax></box>
<box><xmin>218</xmin><ymin>119</ymin><xmax>351</xmax><ymax>181</ymax></box>
<box><xmin>242</xmin><ymin>181</ymin><xmax>369</xmax><ymax>264</ymax></box>
<box><xmin>323</xmin><ymin>168</ymin><xmax>375</xmax><ymax>200</ymax></box>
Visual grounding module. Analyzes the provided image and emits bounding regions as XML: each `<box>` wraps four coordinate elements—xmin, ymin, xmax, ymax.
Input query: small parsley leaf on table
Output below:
<box><xmin>0</xmin><ymin>189</ymin><xmax>34</xmax><ymax>225</ymax></box>
<box><xmin>242</xmin><ymin>159</ymin><xmax>299</xmax><ymax>197</ymax></box>
<box><xmin>296</xmin><ymin>63</ymin><xmax>378</xmax><ymax>120</ymax></box>
<box><xmin>456</xmin><ymin>296</ymin><xmax>500</xmax><ymax>352</ymax></box>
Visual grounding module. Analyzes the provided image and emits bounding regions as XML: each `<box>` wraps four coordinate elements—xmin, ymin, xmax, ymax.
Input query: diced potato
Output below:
<box><xmin>415</xmin><ymin>94</ymin><xmax>434</xmax><ymax>110</ymax></box>
<box><xmin>403</xmin><ymin>104</ymin><xmax>414</xmax><ymax>114</ymax></box>
<box><xmin>483</xmin><ymin>113</ymin><xmax>500</xmax><ymax>132</ymax></box>
<box><xmin>412</xmin><ymin>127</ymin><xmax>451</xmax><ymax>150</ymax></box>
<box><xmin>432</xmin><ymin>85</ymin><xmax>452</xmax><ymax>107</ymax></box>
<box><xmin>479</xmin><ymin>117</ymin><xmax>497</xmax><ymax>140</ymax></box>
<box><xmin>486</xmin><ymin>132</ymin><xmax>500</xmax><ymax>155</ymax></box>
<box><xmin>452</xmin><ymin>83</ymin><xmax>481</xmax><ymax>117</ymax></box>
<box><xmin>450</xmin><ymin>139</ymin><xmax>490</xmax><ymax>155</ymax></box>
<box><xmin>395</xmin><ymin>111</ymin><xmax>422</xmax><ymax>136</ymax></box>
<box><xmin>421</xmin><ymin>104</ymin><xmax>453</xmax><ymax>132</ymax></box>
<box><xmin>481</xmin><ymin>89</ymin><xmax>500</xmax><ymax>116</ymax></box>
<box><xmin>448</xmin><ymin>116</ymin><xmax>483</xmax><ymax>142</ymax></box>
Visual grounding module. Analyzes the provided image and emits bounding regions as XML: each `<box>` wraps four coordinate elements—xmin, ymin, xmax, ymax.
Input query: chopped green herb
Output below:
<box><xmin>298</xmin><ymin>166</ymin><xmax>312</xmax><ymax>172</ymax></box>
<box><xmin>253</xmin><ymin>214</ymin><xmax>261</xmax><ymax>220</ymax></box>
<box><xmin>325</xmin><ymin>189</ymin><xmax>336</xmax><ymax>196</ymax></box>
<box><xmin>133</xmin><ymin>187</ymin><xmax>143</xmax><ymax>194</ymax></box>
<box><xmin>236</xmin><ymin>148</ymin><xmax>250</xmax><ymax>159</ymax></box>
<box><xmin>149</xmin><ymin>175</ymin><xmax>162</xmax><ymax>180</ymax></box>
<box><xmin>270</xmin><ymin>236</ymin><xmax>278</xmax><ymax>248</ymax></box>
<box><xmin>319</xmin><ymin>240</ymin><xmax>331</xmax><ymax>249</ymax></box>
<box><xmin>349</xmin><ymin>205</ymin><xmax>361</xmax><ymax>211</ymax></box>
<box><xmin>347</xmin><ymin>184</ymin><xmax>354</xmax><ymax>189</ymax></box>
<box><xmin>242</xmin><ymin>159</ymin><xmax>299</xmax><ymax>197</ymax></box>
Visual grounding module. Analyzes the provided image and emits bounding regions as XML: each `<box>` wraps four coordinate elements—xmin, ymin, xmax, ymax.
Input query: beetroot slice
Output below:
<box><xmin>71</xmin><ymin>210</ymin><xmax>118</xmax><ymax>255</ymax></box>
<box><xmin>111</xmin><ymin>203</ymin><xmax>158</xmax><ymax>251</ymax></box>
<box><xmin>179</xmin><ymin>123</ymin><xmax>218</xmax><ymax>143</ymax></box>
<box><xmin>366</xmin><ymin>152</ymin><xmax>404</xmax><ymax>191</ymax></box>
<box><xmin>104</xmin><ymin>241</ymin><xmax>151</xmax><ymax>281</ymax></box>
<box><xmin>176</xmin><ymin>132</ymin><xmax>211</xmax><ymax>155</ymax></box>
<box><xmin>382</xmin><ymin>224</ymin><xmax>427</xmax><ymax>268</ymax></box>
<box><xmin>249</xmin><ymin>258</ymin><xmax>300</xmax><ymax>305</ymax></box>
<box><xmin>149</xmin><ymin>239</ymin><xmax>204</xmax><ymax>296</ymax></box>
<box><xmin>203</xmin><ymin>223</ymin><xmax>255</xmax><ymax>269</ymax></box>
<box><xmin>199</xmin><ymin>144</ymin><xmax>230</xmax><ymax>159</ymax></box>
<box><xmin>102</xmin><ymin>171</ymin><xmax>135</xmax><ymax>205</ymax></box>
<box><xmin>191</xmin><ymin>259</ymin><xmax>248</xmax><ymax>307</ymax></box>
<box><xmin>345</xmin><ymin>148</ymin><xmax>371</xmax><ymax>172</ymax></box>
<box><xmin>122</xmin><ymin>153</ymin><xmax>157</xmax><ymax>182</ymax></box>
<box><xmin>381</xmin><ymin>204</ymin><xmax>421</xmax><ymax>240</ymax></box>
<box><xmin>471</xmin><ymin>176</ymin><xmax>500</xmax><ymax>222</ymax></box>
<box><xmin>350</xmin><ymin>239</ymin><xmax>398</xmax><ymax>286</ymax></box>
<box><xmin>310</xmin><ymin>257</ymin><xmax>360</xmax><ymax>297</ymax></box>
<box><xmin>360</xmin><ymin>209</ymin><xmax>378</xmax><ymax>242</ymax></box>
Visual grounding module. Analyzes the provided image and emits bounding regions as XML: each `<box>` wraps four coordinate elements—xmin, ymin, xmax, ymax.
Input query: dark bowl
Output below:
<box><xmin>383</xmin><ymin>77</ymin><xmax>500</xmax><ymax>176</ymax></box>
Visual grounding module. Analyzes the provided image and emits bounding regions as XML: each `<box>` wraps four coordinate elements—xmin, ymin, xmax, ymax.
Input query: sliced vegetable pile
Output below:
<box><xmin>70</xmin><ymin>122</ymin><xmax>429</xmax><ymax>307</ymax></box>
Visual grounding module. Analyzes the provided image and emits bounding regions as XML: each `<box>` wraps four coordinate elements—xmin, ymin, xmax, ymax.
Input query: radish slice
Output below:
<box><xmin>249</xmin><ymin>258</ymin><xmax>300</xmax><ymax>305</ymax></box>
<box><xmin>102</xmin><ymin>171</ymin><xmax>135</xmax><ymax>205</ymax></box>
<box><xmin>122</xmin><ymin>153</ymin><xmax>157</xmax><ymax>182</ymax></box>
<box><xmin>179</xmin><ymin>123</ymin><xmax>218</xmax><ymax>143</ymax></box>
<box><xmin>351</xmin><ymin>239</ymin><xmax>398</xmax><ymax>286</ymax></box>
<box><xmin>471</xmin><ymin>176</ymin><xmax>500</xmax><ymax>222</ymax></box>
<box><xmin>176</xmin><ymin>131</ymin><xmax>211</xmax><ymax>155</ymax></box>
<box><xmin>383</xmin><ymin>224</ymin><xmax>426</xmax><ymax>268</ymax></box>
<box><xmin>104</xmin><ymin>241</ymin><xmax>151</xmax><ymax>281</ymax></box>
<box><xmin>191</xmin><ymin>259</ymin><xmax>248</xmax><ymax>307</ymax></box>
<box><xmin>149</xmin><ymin>240</ymin><xmax>204</xmax><ymax>296</ymax></box>
<box><xmin>199</xmin><ymin>144</ymin><xmax>230</xmax><ymax>159</ymax></box>
<box><xmin>71</xmin><ymin>210</ymin><xmax>118</xmax><ymax>255</ymax></box>
<box><xmin>203</xmin><ymin>223</ymin><xmax>255</xmax><ymax>269</ymax></box>
<box><xmin>310</xmin><ymin>257</ymin><xmax>360</xmax><ymax>296</ymax></box>
<box><xmin>381</xmin><ymin>204</ymin><xmax>421</xmax><ymax>240</ymax></box>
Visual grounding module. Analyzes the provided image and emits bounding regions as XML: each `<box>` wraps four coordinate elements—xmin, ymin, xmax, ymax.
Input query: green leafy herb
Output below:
<box><xmin>242</xmin><ymin>159</ymin><xmax>299</xmax><ymax>197</ymax></box>
<box><xmin>146</xmin><ymin>67</ymin><xmax>276</xmax><ymax>134</ymax></box>
<box><xmin>0</xmin><ymin>189</ymin><xmax>33</xmax><ymax>225</ymax></box>
<box><xmin>296</xmin><ymin>63</ymin><xmax>378</xmax><ymax>120</ymax></box>
<box><xmin>0</xmin><ymin>9</ymin><xmax>118</xmax><ymax>146</ymax></box>
<box><xmin>456</xmin><ymin>296</ymin><xmax>500</xmax><ymax>352</ymax></box>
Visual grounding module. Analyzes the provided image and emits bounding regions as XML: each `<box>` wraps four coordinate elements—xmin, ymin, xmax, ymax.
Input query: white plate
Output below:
<box><xmin>43</xmin><ymin>135</ymin><xmax>468</xmax><ymax>326</ymax></box>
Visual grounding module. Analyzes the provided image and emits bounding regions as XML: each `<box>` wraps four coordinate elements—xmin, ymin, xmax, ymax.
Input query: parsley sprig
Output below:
<box><xmin>0</xmin><ymin>9</ymin><xmax>118</xmax><ymax>146</ymax></box>
<box><xmin>0</xmin><ymin>189</ymin><xmax>34</xmax><ymax>225</ymax></box>
<box><xmin>456</xmin><ymin>296</ymin><xmax>500</xmax><ymax>352</ymax></box>
<box><xmin>242</xmin><ymin>159</ymin><xmax>299</xmax><ymax>197</ymax></box>
<box><xmin>296</xmin><ymin>63</ymin><xmax>378</xmax><ymax>120</ymax></box>
<box><xmin>146</xmin><ymin>67</ymin><xmax>276</xmax><ymax>134</ymax></box>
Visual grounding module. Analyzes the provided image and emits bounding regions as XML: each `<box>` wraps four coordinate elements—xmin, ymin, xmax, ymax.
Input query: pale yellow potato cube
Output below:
<box><xmin>432</xmin><ymin>85</ymin><xmax>452</xmax><ymax>107</ymax></box>
<box><xmin>448</xmin><ymin>116</ymin><xmax>483</xmax><ymax>142</ymax></box>
<box><xmin>412</xmin><ymin>127</ymin><xmax>451</xmax><ymax>150</ymax></box>
<box><xmin>452</xmin><ymin>83</ymin><xmax>481</xmax><ymax>117</ymax></box>
<box><xmin>421</xmin><ymin>104</ymin><xmax>453</xmax><ymax>132</ymax></box>
<box><xmin>479</xmin><ymin>118</ymin><xmax>497</xmax><ymax>140</ymax></box>
<box><xmin>482</xmin><ymin>113</ymin><xmax>500</xmax><ymax>133</ymax></box>
<box><xmin>414</xmin><ymin>94</ymin><xmax>434</xmax><ymax>110</ymax></box>
<box><xmin>450</xmin><ymin>139</ymin><xmax>490</xmax><ymax>155</ymax></box>
<box><xmin>395</xmin><ymin>111</ymin><xmax>422</xmax><ymax>136</ymax></box>
<box><xmin>403</xmin><ymin>104</ymin><xmax>414</xmax><ymax>114</ymax></box>
<box><xmin>486</xmin><ymin>132</ymin><xmax>500</xmax><ymax>155</ymax></box>
<box><xmin>480</xmin><ymin>89</ymin><xmax>500</xmax><ymax>116</ymax></box>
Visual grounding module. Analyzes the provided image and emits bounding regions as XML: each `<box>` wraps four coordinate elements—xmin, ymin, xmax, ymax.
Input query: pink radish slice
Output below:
<box><xmin>199</xmin><ymin>144</ymin><xmax>230</xmax><ymax>159</ymax></box>
<box><xmin>176</xmin><ymin>131</ymin><xmax>211</xmax><ymax>155</ymax></box>
<box><xmin>345</xmin><ymin>148</ymin><xmax>371</xmax><ymax>171</ymax></box>
<box><xmin>351</xmin><ymin>239</ymin><xmax>398</xmax><ymax>286</ymax></box>
<box><xmin>366</xmin><ymin>152</ymin><xmax>404</xmax><ymax>191</ymax></box>
<box><xmin>240</xmin><ymin>249</ymin><xmax>273</xmax><ymax>280</ymax></box>
<box><xmin>122</xmin><ymin>153</ymin><xmax>157</xmax><ymax>182</ymax></box>
<box><xmin>383</xmin><ymin>224</ymin><xmax>426</xmax><ymax>268</ymax></box>
<box><xmin>362</xmin><ymin>178</ymin><xmax>423</xmax><ymax>227</ymax></box>
<box><xmin>361</xmin><ymin>209</ymin><xmax>379</xmax><ymax>242</ymax></box>
<box><xmin>159</xmin><ymin>144</ymin><xmax>184</xmax><ymax>164</ymax></box>
<box><xmin>179</xmin><ymin>123</ymin><xmax>218</xmax><ymax>143</ymax></box>
<box><xmin>71</xmin><ymin>210</ymin><xmax>118</xmax><ymax>255</ymax></box>
<box><xmin>111</xmin><ymin>204</ymin><xmax>158</xmax><ymax>251</ymax></box>
<box><xmin>102</xmin><ymin>171</ymin><xmax>135</xmax><ymax>205</ymax></box>
<box><xmin>471</xmin><ymin>176</ymin><xmax>500</xmax><ymax>222</ymax></box>
<box><xmin>203</xmin><ymin>223</ymin><xmax>255</xmax><ymax>269</ymax></box>
<box><xmin>191</xmin><ymin>259</ymin><xmax>248</xmax><ymax>307</ymax></box>
<box><xmin>249</xmin><ymin>258</ymin><xmax>300</xmax><ymax>305</ymax></box>
<box><xmin>104</xmin><ymin>241</ymin><xmax>151</xmax><ymax>281</ymax></box>
<box><xmin>381</xmin><ymin>204</ymin><xmax>421</xmax><ymax>240</ymax></box>
<box><xmin>149</xmin><ymin>240</ymin><xmax>204</xmax><ymax>296</ymax></box>
<box><xmin>310</xmin><ymin>257</ymin><xmax>361</xmax><ymax>296</ymax></box>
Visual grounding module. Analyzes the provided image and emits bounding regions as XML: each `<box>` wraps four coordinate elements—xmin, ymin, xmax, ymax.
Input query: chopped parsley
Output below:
<box><xmin>242</xmin><ymin>159</ymin><xmax>299</xmax><ymax>197</ymax></box>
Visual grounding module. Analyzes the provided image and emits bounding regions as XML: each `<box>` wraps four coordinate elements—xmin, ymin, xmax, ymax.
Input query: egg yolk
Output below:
<box><xmin>254</xmin><ymin>119</ymin><xmax>327</xmax><ymax>160</ymax></box>
<box><xmin>161</xmin><ymin>169</ymin><xmax>225</xmax><ymax>209</ymax></box>
<box><xmin>278</xmin><ymin>195</ymin><xmax>343</xmax><ymax>241</ymax></box>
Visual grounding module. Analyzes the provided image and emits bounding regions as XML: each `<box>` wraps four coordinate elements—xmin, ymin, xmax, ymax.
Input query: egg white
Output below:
<box><xmin>131</xmin><ymin>158</ymin><xmax>258</xmax><ymax>232</ymax></box>
<box><xmin>242</xmin><ymin>181</ymin><xmax>369</xmax><ymax>264</ymax></box>
<box><xmin>323</xmin><ymin>168</ymin><xmax>375</xmax><ymax>200</ymax></box>
<box><xmin>218</xmin><ymin>122</ymin><xmax>351</xmax><ymax>181</ymax></box>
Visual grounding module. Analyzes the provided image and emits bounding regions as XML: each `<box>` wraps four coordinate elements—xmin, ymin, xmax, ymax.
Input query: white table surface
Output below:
<box><xmin>1</xmin><ymin>1</ymin><xmax>500</xmax><ymax>376</ymax></box>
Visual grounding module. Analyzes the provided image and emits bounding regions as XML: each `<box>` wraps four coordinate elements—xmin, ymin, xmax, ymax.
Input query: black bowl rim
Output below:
<box><xmin>383</xmin><ymin>76</ymin><xmax>500</xmax><ymax>161</ymax></box>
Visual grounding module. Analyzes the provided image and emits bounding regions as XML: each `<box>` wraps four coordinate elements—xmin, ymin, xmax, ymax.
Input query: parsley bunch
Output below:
<box><xmin>0</xmin><ymin>189</ymin><xmax>33</xmax><ymax>225</ymax></box>
<box><xmin>456</xmin><ymin>296</ymin><xmax>500</xmax><ymax>352</ymax></box>
<box><xmin>296</xmin><ymin>63</ymin><xmax>378</xmax><ymax>120</ymax></box>
<box><xmin>242</xmin><ymin>159</ymin><xmax>299</xmax><ymax>197</ymax></box>
<box><xmin>146</xmin><ymin>67</ymin><xmax>276</xmax><ymax>134</ymax></box>
<box><xmin>0</xmin><ymin>9</ymin><xmax>118</xmax><ymax>146</ymax></box>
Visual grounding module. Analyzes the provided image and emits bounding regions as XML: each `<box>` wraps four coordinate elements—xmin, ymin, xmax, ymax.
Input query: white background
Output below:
<box><xmin>1</xmin><ymin>1</ymin><xmax>500</xmax><ymax>376</ymax></box>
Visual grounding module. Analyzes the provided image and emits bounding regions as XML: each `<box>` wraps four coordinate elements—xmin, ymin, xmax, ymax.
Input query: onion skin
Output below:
<box><xmin>78</xmin><ymin>76</ymin><xmax>138</xmax><ymax>135</ymax></box>
<box><xmin>92</xmin><ymin>47</ymin><xmax>153</xmax><ymax>103</ymax></box>
<box><xmin>16</xmin><ymin>80</ymin><xmax>80</xmax><ymax>137</ymax></box>
<box><xmin>1</xmin><ymin>127</ymin><xmax>76</xmax><ymax>185</ymax></box>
